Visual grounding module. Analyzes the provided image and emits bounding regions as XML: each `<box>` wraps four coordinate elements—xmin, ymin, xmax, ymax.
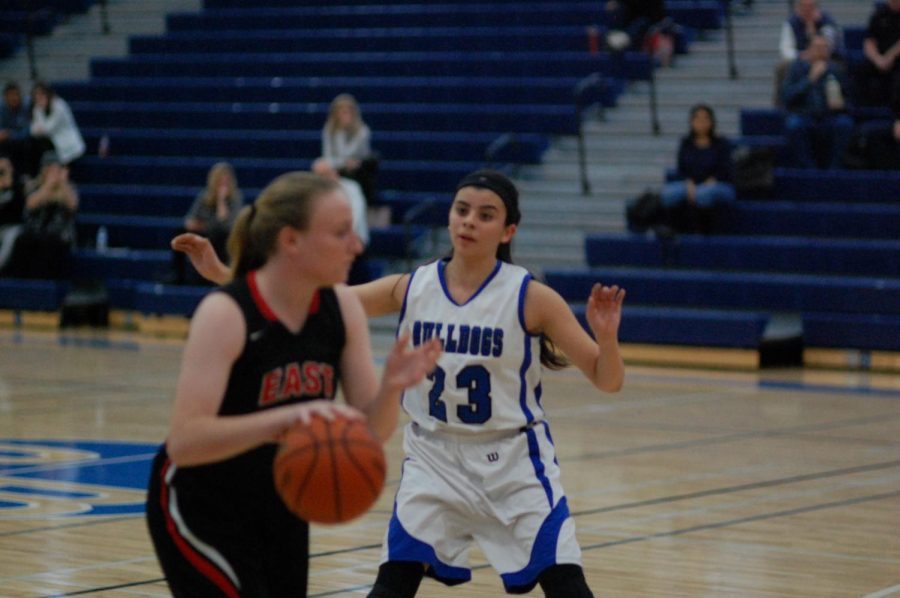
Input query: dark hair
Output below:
<box><xmin>3</xmin><ymin>81</ymin><xmax>19</xmax><ymax>95</ymax></box>
<box><xmin>227</xmin><ymin>171</ymin><xmax>340</xmax><ymax>279</ymax></box>
<box><xmin>687</xmin><ymin>103</ymin><xmax>717</xmax><ymax>141</ymax></box>
<box><xmin>31</xmin><ymin>81</ymin><xmax>55</xmax><ymax>118</ymax></box>
<box><xmin>453</xmin><ymin>169</ymin><xmax>568</xmax><ymax>370</ymax></box>
<box><xmin>454</xmin><ymin>169</ymin><xmax>521</xmax><ymax>263</ymax></box>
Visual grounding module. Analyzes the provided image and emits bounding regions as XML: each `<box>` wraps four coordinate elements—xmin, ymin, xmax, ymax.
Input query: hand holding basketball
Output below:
<box><xmin>274</xmin><ymin>411</ymin><xmax>386</xmax><ymax>525</ymax></box>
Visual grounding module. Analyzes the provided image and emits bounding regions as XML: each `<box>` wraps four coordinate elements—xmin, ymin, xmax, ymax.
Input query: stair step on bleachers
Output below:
<box><xmin>129</xmin><ymin>25</ymin><xmax>608</xmax><ymax>54</ymax></box>
<box><xmin>70</xmin><ymin>100</ymin><xmax>586</xmax><ymax>136</ymax></box>
<box><xmin>75</xmin><ymin>128</ymin><xmax>549</xmax><ymax>165</ymax></box>
<box><xmin>0</xmin><ymin>279</ymin><xmax>67</xmax><ymax>311</ymax></box>
<box><xmin>720</xmin><ymin>201</ymin><xmax>900</xmax><ymax>239</ymax></box>
<box><xmin>73</xmin><ymin>214</ymin><xmax>430</xmax><ymax>263</ymax></box>
<box><xmin>56</xmin><ymin>76</ymin><xmax>620</xmax><ymax>108</ymax></box>
<box><xmin>72</xmin><ymin>155</ymin><xmax>481</xmax><ymax>193</ymax></box>
<box><xmin>584</xmin><ymin>233</ymin><xmax>900</xmax><ymax>278</ymax></box>
<box><xmin>77</xmin><ymin>184</ymin><xmax>198</xmax><ymax>217</ymax></box>
<box><xmin>546</xmin><ymin>267</ymin><xmax>900</xmax><ymax>318</ymax></box>
<box><xmin>772</xmin><ymin>168</ymin><xmax>900</xmax><ymax>203</ymax></box>
<box><xmin>170</xmin><ymin>2</ymin><xmax>722</xmax><ymax>31</ymax></box>
<box><xmin>89</xmin><ymin>50</ymin><xmax>653</xmax><ymax>82</ymax></box>
<box><xmin>573</xmin><ymin>304</ymin><xmax>770</xmax><ymax>349</ymax></box>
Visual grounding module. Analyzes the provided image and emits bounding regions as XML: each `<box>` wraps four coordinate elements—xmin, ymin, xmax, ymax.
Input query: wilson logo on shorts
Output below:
<box><xmin>486</xmin><ymin>452</ymin><xmax>499</xmax><ymax>463</ymax></box>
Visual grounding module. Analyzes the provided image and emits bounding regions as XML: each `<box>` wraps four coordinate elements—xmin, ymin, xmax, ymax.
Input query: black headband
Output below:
<box><xmin>455</xmin><ymin>170</ymin><xmax>520</xmax><ymax>225</ymax></box>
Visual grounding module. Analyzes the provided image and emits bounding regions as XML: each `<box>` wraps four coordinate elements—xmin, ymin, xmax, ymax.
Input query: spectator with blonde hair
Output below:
<box><xmin>312</xmin><ymin>93</ymin><xmax>379</xmax><ymax>206</ymax></box>
<box><xmin>172</xmin><ymin>161</ymin><xmax>244</xmax><ymax>285</ymax></box>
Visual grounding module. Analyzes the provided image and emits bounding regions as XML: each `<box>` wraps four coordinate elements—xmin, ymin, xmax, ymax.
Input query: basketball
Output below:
<box><xmin>273</xmin><ymin>413</ymin><xmax>386</xmax><ymax>524</ymax></box>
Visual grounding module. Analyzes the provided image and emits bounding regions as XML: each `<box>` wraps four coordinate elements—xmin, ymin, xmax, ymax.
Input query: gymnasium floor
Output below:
<box><xmin>0</xmin><ymin>329</ymin><xmax>898</xmax><ymax>597</ymax></box>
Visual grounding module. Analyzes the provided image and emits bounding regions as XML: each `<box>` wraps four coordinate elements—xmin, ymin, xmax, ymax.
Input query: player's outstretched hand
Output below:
<box><xmin>171</xmin><ymin>233</ymin><xmax>230</xmax><ymax>285</ymax></box>
<box><xmin>586</xmin><ymin>283</ymin><xmax>625</xmax><ymax>341</ymax></box>
<box><xmin>382</xmin><ymin>332</ymin><xmax>442</xmax><ymax>394</ymax></box>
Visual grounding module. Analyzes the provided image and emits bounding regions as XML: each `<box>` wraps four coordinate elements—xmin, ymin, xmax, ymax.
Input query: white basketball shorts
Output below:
<box><xmin>379</xmin><ymin>421</ymin><xmax>583</xmax><ymax>593</ymax></box>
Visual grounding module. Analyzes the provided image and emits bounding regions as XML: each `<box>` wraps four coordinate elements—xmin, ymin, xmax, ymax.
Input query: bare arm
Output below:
<box><xmin>171</xmin><ymin>233</ymin><xmax>231</xmax><ymax>285</ymax></box>
<box><xmin>335</xmin><ymin>285</ymin><xmax>441</xmax><ymax>441</ymax></box>
<box><xmin>165</xmin><ymin>293</ymin><xmax>359</xmax><ymax>466</ymax></box>
<box><xmin>865</xmin><ymin>38</ymin><xmax>894</xmax><ymax>71</ymax></box>
<box><xmin>526</xmin><ymin>281</ymin><xmax>625</xmax><ymax>393</ymax></box>
<box><xmin>351</xmin><ymin>273</ymin><xmax>409</xmax><ymax>317</ymax></box>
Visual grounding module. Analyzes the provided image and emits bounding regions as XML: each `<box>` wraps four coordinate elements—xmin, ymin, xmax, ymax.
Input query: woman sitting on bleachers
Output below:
<box><xmin>172</xmin><ymin>161</ymin><xmax>243</xmax><ymax>285</ymax></box>
<box><xmin>660</xmin><ymin>104</ymin><xmax>735</xmax><ymax>234</ymax></box>
<box><xmin>26</xmin><ymin>82</ymin><xmax>85</xmax><ymax>177</ymax></box>
<box><xmin>312</xmin><ymin>93</ymin><xmax>379</xmax><ymax>207</ymax></box>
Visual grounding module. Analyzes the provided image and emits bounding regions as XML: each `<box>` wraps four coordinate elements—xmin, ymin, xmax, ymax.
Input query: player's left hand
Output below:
<box><xmin>586</xmin><ymin>283</ymin><xmax>625</xmax><ymax>341</ymax></box>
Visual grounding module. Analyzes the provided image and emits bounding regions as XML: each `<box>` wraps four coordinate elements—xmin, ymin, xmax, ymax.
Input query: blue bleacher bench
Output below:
<box><xmin>584</xmin><ymin>233</ymin><xmax>900</xmax><ymax>278</ymax></box>
<box><xmin>57</xmin><ymin>75</ymin><xmax>621</xmax><ymax>109</ymax></box>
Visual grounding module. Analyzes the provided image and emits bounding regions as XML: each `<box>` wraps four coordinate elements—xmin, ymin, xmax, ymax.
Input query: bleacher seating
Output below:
<box><xmin>4</xmin><ymin>0</ymin><xmax>730</xmax><ymax>330</ymax></box>
<box><xmin>44</xmin><ymin>1</ymin><xmax>685</xmax><ymax>319</ymax></box>
<box><xmin>544</xmin><ymin>6</ymin><xmax>899</xmax><ymax>361</ymax></box>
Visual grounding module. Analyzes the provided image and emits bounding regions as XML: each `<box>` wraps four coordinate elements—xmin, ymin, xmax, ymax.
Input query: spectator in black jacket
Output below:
<box><xmin>660</xmin><ymin>104</ymin><xmax>735</xmax><ymax>234</ymax></box>
<box><xmin>859</xmin><ymin>0</ymin><xmax>900</xmax><ymax>110</ymax></box>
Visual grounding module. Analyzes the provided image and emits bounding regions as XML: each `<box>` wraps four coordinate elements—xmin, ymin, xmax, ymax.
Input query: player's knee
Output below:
<box><xmin>538</xmin><ymin>564</ymin><xmax>594</xmax><ymax>598</ymax></box>
<box><xmin>367</xmin><ymin>561</ymin><xmax>425</xmax><ymax>598</ymax></box>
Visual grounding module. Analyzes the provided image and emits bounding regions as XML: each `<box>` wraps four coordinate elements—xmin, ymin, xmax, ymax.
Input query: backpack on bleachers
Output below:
<box><xmin>731</xmin><ymin>145</ymin><xmax>775</xmax><ymax>199</ymax></box>
<box><xmin>625</xmin><ymin>189</ymin><xmax>663</xmax><ymax>233</ymax></box>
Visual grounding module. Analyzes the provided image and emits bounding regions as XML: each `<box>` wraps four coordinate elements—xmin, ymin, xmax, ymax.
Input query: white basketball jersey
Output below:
<box><xmin>398</xmin><ymin>259</ymin><xmax>544</xmax><ymax>434</ymax></box>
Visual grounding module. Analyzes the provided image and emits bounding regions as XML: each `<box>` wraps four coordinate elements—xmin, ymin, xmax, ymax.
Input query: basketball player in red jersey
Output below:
<box><xmin>145</xmin><ymin>172</ymin><xmax>441</xmax><ymax>597</ymax></box>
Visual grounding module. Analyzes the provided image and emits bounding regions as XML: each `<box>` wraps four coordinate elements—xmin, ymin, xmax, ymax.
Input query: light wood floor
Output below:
<box><xmin>1</xmin><ymin>329</ymin><xmax>899</xmax><ymax>597</ymax></box>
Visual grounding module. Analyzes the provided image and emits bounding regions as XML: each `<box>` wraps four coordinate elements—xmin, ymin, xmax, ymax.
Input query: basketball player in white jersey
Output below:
<box><xmin>173</xmin><ymin>169</ymin><xmax>625</xmax><ymax>597</ymax></box>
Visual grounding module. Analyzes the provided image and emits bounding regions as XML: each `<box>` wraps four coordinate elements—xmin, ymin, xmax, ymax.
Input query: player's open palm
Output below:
<box><xmin>586</xmin><ymin>283</ymin><xmax>625</xmax><ymax>341</ymax></box>
<box><xmin>382</xmin><ymin>333</ymin><xmax>442</xmax><ymax>392</ymax></box>
<box><xmin>171</xmin><ymin>233</ymin><xmax>223</xmax><ymax>283</ymax></box>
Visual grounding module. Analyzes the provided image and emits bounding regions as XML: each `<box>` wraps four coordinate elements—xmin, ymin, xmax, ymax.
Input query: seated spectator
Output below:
<box><xmin>774</xmin><ymin>0</ymin><xmax>844</xmax><ymax>106</ymax></box>
<box><xmin>0</xmin><ymin>155</ymin><xmax>25</xmax><ymax>272</ymax></box>
<box><xmin>660</xmin><ymin>104</ymin><xmax>736</xmax><ymax>234</ymax></box>
<box><xmin>859</xmin><ymin>0</ymin><xmax>900</xmax><ymax>111</ymax></box>
<box><xmin>604</xmin><ymin>0</ymin><xmax>675</xmax><ymax>67</ymax></box>
<box><xmin>0</xmin><ymin>82</ymin><xmax>31</xmax><ymax>179</ymax></box>
<box><xmin>26</xmin><ymin>82</ymin><xmax>85</xmax><ymax>178</ymax></box>
<box><xmin>312</xmin><ymin>93</ymin><xmax>379</xmax><ymax>206</ymax></box>
<box><xmin>1</xmin><ymin>151</ymin><xmax>77</xmax><ymax>279</ymax></box>
<box><xmin>782</xmin><ymin>35</ymin><xmax>854</xmax><ymax>169</ymax></box>
<box><xmin>172</xmin><ymin>161</ymin><xmax>243</xmax><ymax>285</ymax></box>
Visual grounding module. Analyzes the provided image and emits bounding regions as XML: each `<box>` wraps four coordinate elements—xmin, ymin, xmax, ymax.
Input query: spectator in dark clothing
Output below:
<box><xmin>0</xmin><ymin>82</ymin><xmax>29</xmax><ymax>142</ymax></box>
<box><xmin>0</xmin><ymin>155</ymin><xmax>25</xmax><ymax>272</ymax></box>
<box><xmin>774</xmin><ymin>0</ymin><xmax>844</xmax><ymax>106</ymax></box>
<box><xmin>0</xmin><ymin>82</ymin><xmax>32</xmax><ymax>182</ymax></box>
<box><xmin>604</xmin><ymin>0</ymin><xmax>675</xmax><ymax>67</ymax></box>
<box><xmin>782</xmin><ymin>35</ymin><xmax>854</xmax><ymax>169</ymax></box>
<box><xmin>2</xmin><ymin>151</ymin><xmax>77</xmax><ymax>280</ymax></box>
<box><xmin>859</xmin><ymin>0</ymin><xmax>900</xmax><ymax>111</ymax></box>
<box><xmin>660</xmin><ymin>104</ymin><xmax>735</xmax><ymax>234</ymax></box>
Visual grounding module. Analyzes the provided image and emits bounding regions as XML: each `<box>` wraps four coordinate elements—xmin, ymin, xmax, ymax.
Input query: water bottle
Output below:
<box><xmin>98</xmin><ymin>134</ymin><xmax>110</xmax><ymax>158</ymax></box>
<box><xmin>96</xmin><ymin>225</ymin><xmax>108</xmax><ymax>252</ymax></box>
<box><xmin>825</xmin><ymin>74</ymin><xmax>844</xmax><ymax>111</ymax></box>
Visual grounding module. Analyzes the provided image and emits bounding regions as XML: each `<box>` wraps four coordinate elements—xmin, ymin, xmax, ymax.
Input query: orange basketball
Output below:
<box><xmin>273</xmin><ymin>413</ymin><xmax>386</xmax><ymax>524</ymax></box>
